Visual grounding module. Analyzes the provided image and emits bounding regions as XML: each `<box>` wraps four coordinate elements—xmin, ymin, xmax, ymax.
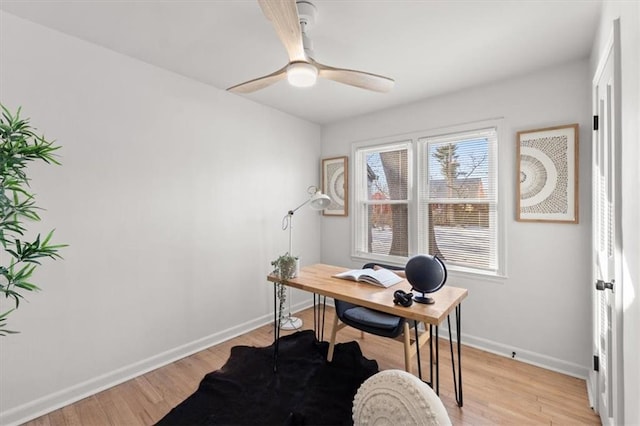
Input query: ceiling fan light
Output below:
<box><xmin>286</xmin><ymin>62</ymin><xmax>318</xmax><ymax>87</ymax></box>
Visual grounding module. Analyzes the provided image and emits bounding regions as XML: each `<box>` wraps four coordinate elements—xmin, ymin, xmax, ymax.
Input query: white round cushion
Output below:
<box><xmin>353</xmin><ymin>369</ymin><xmax>452</xmax><ymax>426</ymax></box>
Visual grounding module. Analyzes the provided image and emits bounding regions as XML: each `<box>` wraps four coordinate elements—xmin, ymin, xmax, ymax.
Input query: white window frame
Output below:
<box><xmin>352</xmin><ymin>139</ymin><xmax>413</xmax><ymax>266</ymax></box>
<box><xmin>351</xmin><ymin>119</ymin><xmax>507</xmax><ymax>278</ymax></box>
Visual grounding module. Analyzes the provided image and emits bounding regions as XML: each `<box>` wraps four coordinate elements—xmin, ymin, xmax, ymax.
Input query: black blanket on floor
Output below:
<box><xmin>156</xmin><ymin>330</ymin><xmax>378</xmax><ymax>425</ymax></box>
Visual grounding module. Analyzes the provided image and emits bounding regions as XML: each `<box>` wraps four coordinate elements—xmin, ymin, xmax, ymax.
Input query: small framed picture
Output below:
<box><xmin>322</xmin><ymin>156</ymin><xmax>348</xmax><ymax>216</ymax></box>
<box><xmin>516</xmin><ymin>124</ymin><xmax>579</xmax><ymax>223</ymax></box>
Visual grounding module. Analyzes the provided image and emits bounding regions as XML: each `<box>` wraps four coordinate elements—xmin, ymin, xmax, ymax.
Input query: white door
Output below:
<box><xmin>591</xmin><ymin>19</ymin><xmax>623</xmax><ymax>426</ymax></box>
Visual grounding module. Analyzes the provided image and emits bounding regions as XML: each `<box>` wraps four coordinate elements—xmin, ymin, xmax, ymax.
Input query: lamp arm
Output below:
<box><xmin>281</xmin><ymin>186</ymin><xmax>325</xmax><ymax>255</ymax></box>
<box><xmin>289</xmin><ymin>198</ymin><xmax>312</xmax><ymax>215</ymax></box>
<box><xmin>282</xmin><ymin>197</ymin><xmax>312</xmax><ymax>231</ymax></box>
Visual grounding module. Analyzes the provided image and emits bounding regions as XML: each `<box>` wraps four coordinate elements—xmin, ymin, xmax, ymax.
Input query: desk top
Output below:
<box><xmin>267</xmin><ymin>263</ymin><xmax>468</xmax><ymax>326</ymax></box>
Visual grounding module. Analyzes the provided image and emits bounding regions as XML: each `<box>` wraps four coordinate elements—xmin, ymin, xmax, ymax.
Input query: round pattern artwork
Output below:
<box><xmin>519</xmin><ymin>154</ymin><xmax>547</xmax><ymax>200</ymax></box>
<box><xmin>519</xmin><ymin>135</ymin><xmax>568</xmax><ymax>215</ymax></box>
<box><xmin>329</xmin><ymin>167</ymin><xmax>345</xmax><ymax>207</ymax></box>
<box><xmin>519</xmin><ymin>147</ymin><xmax>557</xmax><ymax>208</ymax></box>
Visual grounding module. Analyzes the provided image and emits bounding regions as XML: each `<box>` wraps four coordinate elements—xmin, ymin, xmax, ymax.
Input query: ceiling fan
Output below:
<box><xmin>227</xmin><ymin>0</ymin><xmax>395</xmax><ymax>94</ymax></box>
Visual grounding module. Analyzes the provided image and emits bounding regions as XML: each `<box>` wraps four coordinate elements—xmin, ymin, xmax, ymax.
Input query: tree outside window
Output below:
<box><xmin>364</xmin><ymin>147</ymin><xmax>408</xmax><ymax>257</ymax></box>
<box><xmin>425</xmin><ymin>136</ymin><xmax>494</xmax><ymax>270</ymax></box>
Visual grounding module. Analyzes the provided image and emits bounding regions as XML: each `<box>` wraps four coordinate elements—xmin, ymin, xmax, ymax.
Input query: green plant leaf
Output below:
<box><xmin>0</xmin><ymin>309</ymin><xmax>19</xmax><ymax>335</ymax></box>
<box><xmin>0</xmin><ymin>105</ymin><xmax>66</xmax><ymax>335</ymax></box>
<box><xmin>14</xmin><ymin>281</ymin><xmax>40</xmax><ymax>291</ymax></box>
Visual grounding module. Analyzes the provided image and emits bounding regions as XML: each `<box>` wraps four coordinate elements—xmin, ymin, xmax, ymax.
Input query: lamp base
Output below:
<box><xmin>280</xmin><ymin>315</ymin><xmax>303</xmax><ymax>330</ymax></box>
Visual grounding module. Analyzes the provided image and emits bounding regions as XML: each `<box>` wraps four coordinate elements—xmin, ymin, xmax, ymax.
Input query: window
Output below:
<box><xmin>354</xmin><ymin>141</ymin><xmax>412</xmax><ymax>263</ymax></box>
<box><xmin>353</xmin><ymin>125</ymin><xmax>501</xmax><ymax>276</ymax></box>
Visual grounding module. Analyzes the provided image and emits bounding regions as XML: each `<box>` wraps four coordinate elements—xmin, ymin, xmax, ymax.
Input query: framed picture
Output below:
<box><xmin>516</xmin><ymin>123</ymin><xmax>579</xmax><ymax>223</ymax></box>
<box><xmin>322</xmin><ymin>156</ymin><xmax>348</xmax><ymax>216</ymax></box>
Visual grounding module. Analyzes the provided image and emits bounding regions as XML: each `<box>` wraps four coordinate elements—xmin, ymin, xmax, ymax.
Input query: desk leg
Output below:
<box><xmin>414</xmin><ymin>320</ymin><xmax>422</xmax><ymax>380</ymax></box>
<box><xmin>429</xmin><ymin>324</ymin><xmax>434</xmax><ymax>389</ymax></box>
<box><xmin>321</xmin><ymin>296</ymin><xmax>326</xmax><ymax>341</ymax></box>
<box><xmin>312</xmin><ymin>294</ymin><xmax>327</xmax><ymax>341</ymax></box>
<box><xmin>447</xmin><ymin>304</ymin><xmax>463</xmax><ymax>407</ymax></box>
<box><xmin>313</xmin><ymin>294</ymin><xmax>327</xmax><ymax>342</ymax></box>
<box><xmin>425</xmin><ymin>323</ymin><xmax>440</xmax><ymax>395</ymax></box>
<box><xmin>313</xmin><ymin>294</ymin><xmax>317</xmax><ymax>338</ymax></box>
<box><xmin>273</xmin><ymin>282</ymin><xmax>281</xmax><ymax>373</ymax></box>
<box><xmin>435</xmin><ymin>323</ymin><xmax>440</xmax><ymax>395</ymax></box>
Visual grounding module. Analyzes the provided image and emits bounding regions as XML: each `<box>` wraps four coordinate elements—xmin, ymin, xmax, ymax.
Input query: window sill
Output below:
<box><xmin>350</xmin><ymin>253</ymin><xmax>508</xmax><ymax>282</ymax></box>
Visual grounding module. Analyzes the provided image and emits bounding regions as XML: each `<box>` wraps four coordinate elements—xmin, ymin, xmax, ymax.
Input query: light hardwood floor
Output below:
<box><xmin>25</xmin><ymin>307</ymin><xmax>600</xmax><ymax>425</ymax></box>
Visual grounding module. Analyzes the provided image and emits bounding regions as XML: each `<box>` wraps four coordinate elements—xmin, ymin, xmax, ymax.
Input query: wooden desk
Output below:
<box><xmin>267</xmin><ymin>263</ymin><xmax>468</xmax><ymax>406</ymax></box>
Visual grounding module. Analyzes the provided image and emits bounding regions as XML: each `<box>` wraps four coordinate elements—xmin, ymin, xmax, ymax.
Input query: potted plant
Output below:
<box><xmin>270</xmin><ymin>253</ymin><xmax>298</xmax><ymax>325</ymax></box>
<box><xmin>0</xmin><ymin>105</ymin><xmax>65</xmax><ymax>335</ymax></box>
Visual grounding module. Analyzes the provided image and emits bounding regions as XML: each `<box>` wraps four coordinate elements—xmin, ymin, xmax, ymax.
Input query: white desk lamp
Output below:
<box><xmin>280</xmin><ymin>185</ymin><xmax>331</xmax><ymax>329</ymax></box>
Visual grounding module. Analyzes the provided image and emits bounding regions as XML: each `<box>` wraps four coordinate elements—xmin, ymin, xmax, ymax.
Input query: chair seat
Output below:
<box><xmin>327</xmin><ymin>263</ymin><xmax>434</xmax><ymax>373</ymax></box>
<box><xmin>343</xmin><ymin>307</ymin><xmax>402</xmax><ymax>330</ymax></box>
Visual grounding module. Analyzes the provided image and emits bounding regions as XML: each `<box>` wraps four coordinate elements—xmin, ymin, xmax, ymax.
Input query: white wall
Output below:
<box><xmin>0</xmin><ymin>12</ymin><xmax>321</xmax><ymax>425</ymax></box>
<box><xmin>591</xmin><ymin>2</ymin><xmax>640</xmax><ymax>425</ymax></box>
<box><xmin>321</xmin><ymin>60</ymin><xmax>593</xmax><ymax>377</ymax></box>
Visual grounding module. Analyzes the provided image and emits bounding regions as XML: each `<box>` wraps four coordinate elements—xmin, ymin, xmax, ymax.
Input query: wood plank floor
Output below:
<box><xmin>24</xmin><ymin>307</ymin><xmax>600</xmax><ymax>425</ymax></box>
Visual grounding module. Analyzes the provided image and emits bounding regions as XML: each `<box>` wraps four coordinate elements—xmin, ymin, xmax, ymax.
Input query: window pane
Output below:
<box><xmin>368</xmin><ymin>203</ymin><xmax>408</xmax><ymax>257</ymax></box>
<box><xmin>428</xmin><ymin>137</ymin><xmax>491</xmax><ymax>200</ymax></box>
<box><xmin>428</xmin><ymin>203</ymin><xmax>495</xmax><ymax>270</ymax></box>
<box><xmin>419</xmin><ymin>127</ymin><xmax>498</xmax><ymax>273</ymax></box>
<box><xmin>430</xmin><ymin>203</ymin><xmax>490</xmax><ymax>227</ymax></box>
<box><xmin>366</xmin><ymin>149</ymin><xmax>408</xmax><ymax>201</ymax></box>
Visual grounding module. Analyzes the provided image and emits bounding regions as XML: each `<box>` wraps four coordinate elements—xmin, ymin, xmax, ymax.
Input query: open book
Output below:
<box><xmin>333</xmin><ymin>268</ymin><xmax>404</xmax><ymax>288</ymax></box>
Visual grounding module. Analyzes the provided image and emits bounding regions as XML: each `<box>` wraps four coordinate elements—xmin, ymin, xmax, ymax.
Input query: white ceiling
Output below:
<box><xmin>0</xmin><ymin>0</ymin><xmax>602</xmax><ymax>125</ymax></box>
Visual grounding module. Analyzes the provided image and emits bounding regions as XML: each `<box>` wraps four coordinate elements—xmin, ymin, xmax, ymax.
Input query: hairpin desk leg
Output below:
<box><xmin>321</xmin><ymin>295</ymin><xmax>326</xmax><ymax>341</ymax></box>
<box><xmin>414</xmin><ymin>320</ymin><xmax>423</xmax><ymax>380</ymax></box>
<box><xmin>313</xmin><ymin>294</ymin><xmax>318</xmax><ymax>339</ymax></box>
<box><xmin>313</xmin><ymin>294</ymin><xmax>328</xmax><ymax>342</ymax></box>
<box><xmin>273</xmin><ymin>282</ymin><xmax>280</xmax><ymax>373</ymax></box>
<box><xmin>435</xmin><ymin>323</ymin><xmax>440</xmax><ymax>395</ymax></box>
<box><xmin>423</xmin><ymin>322</ymin><xmax>439</xmax><ymax>394</ymax></box>
<box><xmin>445</xmin><ymin>305</ymin><xmax>463</xmax><ymax>406</ymax></box>
<box><xmin>429</xmin><ymin>324</ymin><xmax>434</xmax><ymax>388</ymax></box>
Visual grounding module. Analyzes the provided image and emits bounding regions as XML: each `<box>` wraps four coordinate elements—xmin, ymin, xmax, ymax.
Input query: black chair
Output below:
<box><xmin>327</xmin><ymin>263</ymin><xmax>432</xmax><ymax>374</ymax></box>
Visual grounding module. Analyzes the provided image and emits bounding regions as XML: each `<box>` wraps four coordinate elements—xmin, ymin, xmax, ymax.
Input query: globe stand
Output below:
<box><xmin>413</xmin><ymin>292</ymin><xmax>436</xmax><ymax>305</ymax></box>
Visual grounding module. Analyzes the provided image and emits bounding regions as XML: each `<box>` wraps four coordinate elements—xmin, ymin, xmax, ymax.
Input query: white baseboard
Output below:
<box><xmin>0</xmin><ymin>300</ymin><xmax>313</xmax><ymax>426</ymax></box>
<box><xmin>439</xmin><ymin>326</ymin><xmax>590</xmax><ymax>380</ymax></box>
<box><xmin>2</xmin><ymin>300</ymin><xmax>590</xmax><ymax>426</ymax></box>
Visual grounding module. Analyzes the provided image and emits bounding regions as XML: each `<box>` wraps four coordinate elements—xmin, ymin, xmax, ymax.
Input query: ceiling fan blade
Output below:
<box><xmin>258</xmin><ymin>0</ymin><xmax>306</xmax><ymax>63</ymax></box>
<box><xmin>227</xmin><ymin>66</ymin><xmax>288</xmax><ymax>94</ymax></box>
<box><xmin>314</xmin><ymin>60</ymin><xmax>395</xmax><ymax>93</ymax></box>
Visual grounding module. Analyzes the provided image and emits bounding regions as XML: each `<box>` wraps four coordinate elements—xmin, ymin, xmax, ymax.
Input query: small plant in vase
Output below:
<box><xmin>270</xmin><ymin>253</ymin><xmax>298</xmax><ymax>326</ymax></box>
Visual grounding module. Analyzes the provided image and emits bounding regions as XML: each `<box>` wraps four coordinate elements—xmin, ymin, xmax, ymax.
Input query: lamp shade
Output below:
<box><xmin>309</xmin><ymin>190</ymin><xmax>331</xmax><ymax>210</ymax></box>
<box><xmin>405</xmin><ymin>254</ymin><xmax>447</xmax><ymax>304</ymax></box>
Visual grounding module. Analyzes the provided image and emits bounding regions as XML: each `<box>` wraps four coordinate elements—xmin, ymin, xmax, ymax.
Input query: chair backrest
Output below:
<box><xmin>334</xmin><ymin>263</ymin><xmax>404</xmax><ymax>318</ymax></box>
<box><xmin>352</xmin><ymin>369</ymin><xmax>452</xmax><ymax>426</ymax></box>
<box><xmin>362</xmin><ymin>262</ymin><xmax>405</xmax><ymax>271</ymax></box>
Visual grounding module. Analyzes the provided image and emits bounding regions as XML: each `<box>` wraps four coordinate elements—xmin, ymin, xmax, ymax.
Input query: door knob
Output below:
<box><xmin>595</xmin><ymin>279</ymin><xmax>614</xmax><ymax>291</ymax></box>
